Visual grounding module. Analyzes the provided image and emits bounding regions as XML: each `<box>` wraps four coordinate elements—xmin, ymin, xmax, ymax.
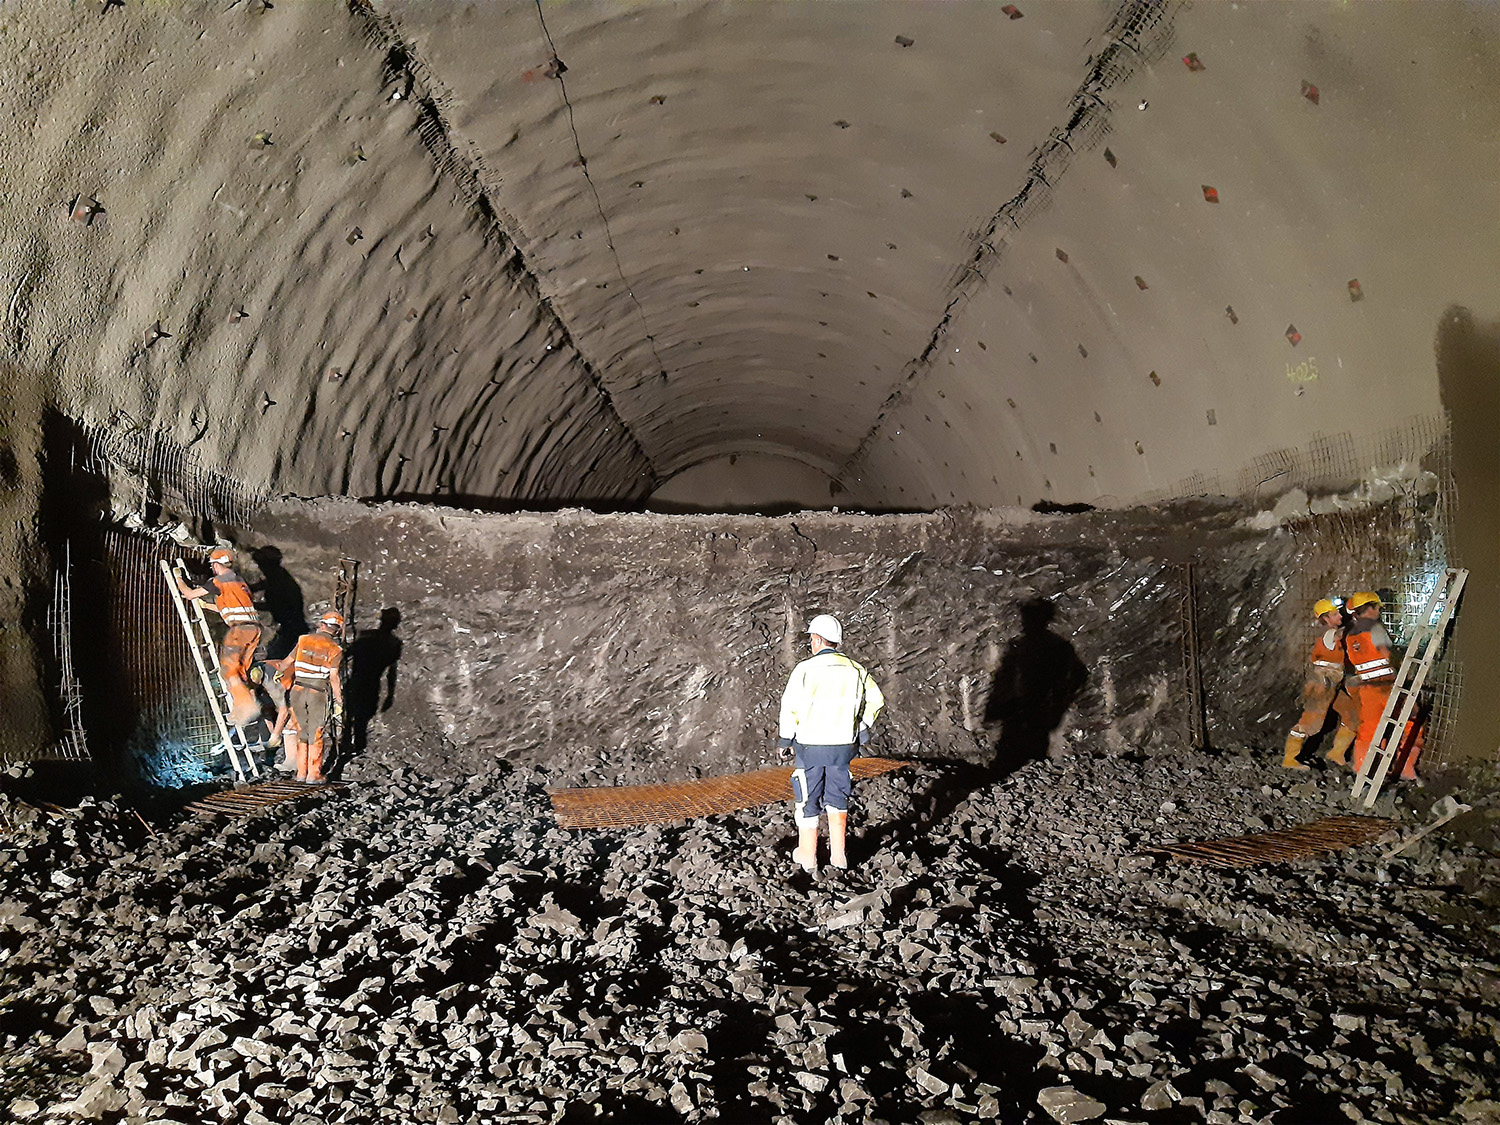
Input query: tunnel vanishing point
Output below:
<box><xmin>2</xmin><ymin>1</ymin><xmax>1500</xmax><ymax>1122</ymax></box>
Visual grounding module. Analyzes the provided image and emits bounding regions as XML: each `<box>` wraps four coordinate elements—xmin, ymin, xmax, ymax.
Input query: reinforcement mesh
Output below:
<box><xmin>101</xmin><ymin>530</ymin><xmax>225</xmax><ymax>787</ymax></box>
<box><xmin>1282</xmin><ymin>451</ymin><xmax>1460</xmax><ymax>767</ymax></box>
<box><xmin>81</xmin><ymin>413</ymin><xmax>266</xmax><ymax>526</ymax></box>
<box><xmin>1142</xmin><ymin>815</ymin><xmax>1396</xmax><ymax>869</ymax></box>
<box><xmin>41</xmin><ymin>544</ymin><xmax>89</xmax><ymax>762</ymax></box>
<box><xmin>184</xmin><ymin>780</ymin><xmax>344</xmax><ymax>818</ymax></box>
<box><xmin>549</xmin><ymin>757</ymin><xmax>911</xmax><ymax>830</ymax></box>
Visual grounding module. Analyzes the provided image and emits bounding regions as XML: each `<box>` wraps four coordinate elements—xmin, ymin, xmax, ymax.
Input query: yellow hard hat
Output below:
<box><xmin>1312</xmin><ymin>598</ymin><xmax>1340</xmax><ymax>618</ymax></box>
<box><xmin>1347</xmin><ymin>591</ymin><xmax>1382</xmax><ymax>611</ymax></box>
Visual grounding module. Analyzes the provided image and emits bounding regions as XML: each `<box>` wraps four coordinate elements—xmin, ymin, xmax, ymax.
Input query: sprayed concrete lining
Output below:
<box><xmin>0</xmin><ymin>1</ymin><xmax>1494</xmax><ymax>510</ymax></box>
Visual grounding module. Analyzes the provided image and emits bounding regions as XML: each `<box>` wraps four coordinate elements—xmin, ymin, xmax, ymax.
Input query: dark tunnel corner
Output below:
<box><xmin>1436</xmin><ymin>305</ymin><xmax>1500</xmax><ymax>766</ymax></box>
<box><xmin>0</xmin><ymin>367</ymin><xmax>57</xmax><ymax>768</ymax></box>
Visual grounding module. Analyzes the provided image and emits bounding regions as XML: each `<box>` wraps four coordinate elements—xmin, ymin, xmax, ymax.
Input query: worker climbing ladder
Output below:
<box><xmin>159</xmin><ymin>557</ymin><xmax>262</xmax><ymax>782</ymax></box>
<box><xmin>1351</xmin><ymin>567</ymin><xmax>1467</xmax><ymax>809</ymax></box>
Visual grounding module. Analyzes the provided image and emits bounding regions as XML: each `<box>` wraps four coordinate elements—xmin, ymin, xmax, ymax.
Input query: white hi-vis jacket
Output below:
<box><xmin>778</xmin><ymin>648</ymin><xmax>884</xmax><ymax>764</ymax></box>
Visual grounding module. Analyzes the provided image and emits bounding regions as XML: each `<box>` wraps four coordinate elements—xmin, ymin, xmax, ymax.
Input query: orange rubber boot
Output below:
<box><xmin>304</xmin><ymin>728</ymin><xmax>326</xmax><ymax>784</ymax></box>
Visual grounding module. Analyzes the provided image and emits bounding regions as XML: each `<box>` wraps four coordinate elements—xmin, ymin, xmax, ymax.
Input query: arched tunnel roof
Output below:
<box><xmin>4</xmin><ymin>0</ymin><xmax>1497</xmax><ymax>510</ymax></box>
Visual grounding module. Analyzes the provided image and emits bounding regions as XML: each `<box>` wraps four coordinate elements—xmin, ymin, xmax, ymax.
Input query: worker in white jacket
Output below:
<box><xmin>778</xmin><ymin>614</ymin><xmax>885</xmax><ymax>873</ymax></box>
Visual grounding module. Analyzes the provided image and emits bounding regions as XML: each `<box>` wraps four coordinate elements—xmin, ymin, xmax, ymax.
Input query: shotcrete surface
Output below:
<box><xmin>1</xmin><ymin>1</ymin><xmax>1493</xmax><ymax>507</ymax></box>
<box><xmin>2</xmin><ymin>750</ymin><xmax>1497</xmax><ymax>1121</ymax></box>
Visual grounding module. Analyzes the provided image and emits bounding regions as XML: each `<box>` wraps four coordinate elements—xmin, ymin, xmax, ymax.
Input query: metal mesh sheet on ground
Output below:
<box><xmin>1141</xmin><ymin>815</ymin><xmax>1397</xmax><ymax>869</ymax></box>
<box><xmin>548</xmin><ymin>758</ymin><xmax>912</xmax><ymax>829</ymax></box>
<box><xmin>183</xmin><ymin>780</ymin><xmax>345</xmax><ymax>818</ymax></box>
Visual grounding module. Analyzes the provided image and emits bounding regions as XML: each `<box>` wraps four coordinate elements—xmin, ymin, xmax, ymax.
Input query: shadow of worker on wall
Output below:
<box><xmin>250</xmin><ymin>545</ymin><xmax>307</xmax><ymax>661</ymax></box>
<box><xmin>346</xmin><ymin>607</ymin><xmax>403</xmax><ymax>753</ymax></box>
<box><xmin>984</xmin><ymin>598</ymin><xmax>1088</xmax><ymax>782</ymax></box>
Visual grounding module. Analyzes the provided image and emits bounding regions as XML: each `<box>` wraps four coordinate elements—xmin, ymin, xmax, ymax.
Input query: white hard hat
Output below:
<box><xmin>807</xmin><ymin>614</ymin><xmax>842</xmax><ymax>644</ymax></box>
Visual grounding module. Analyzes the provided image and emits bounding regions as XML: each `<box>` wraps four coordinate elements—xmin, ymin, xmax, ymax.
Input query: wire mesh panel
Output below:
<box><xmin>1285</xmin><ymin>478</ymin><xmax>1460</xmax><ymax>767</ymax></box>
<box><xmin>183</xmin><ymin>780</ymin><xmax>344</xmax><ymax>818</ymax></box>
<box><xmin>549</xmin><ymin>757</ymin><xmax>911</xmax><ymax>829</ymax></box>
<box><xmin>1142</xmin><ymin>816</ymin><xmax>1396</xmax><ymax>869</ymax></box>
<box><xmin>81</xmin><ymin>413</ymin><xmax>266</xmax><ymax>527</ymax></box>
<box><xmin>100</xmin><ymin>529</ymin><xmax>225</xmax><ymax>786</ymax></box>
<box><xmin>41</xmin><ymin>544</ymin><xmax>89</xmax><ymax>762</ymax></box>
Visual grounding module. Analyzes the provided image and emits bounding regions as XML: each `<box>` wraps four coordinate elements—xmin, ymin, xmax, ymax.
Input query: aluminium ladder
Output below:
<box><xmin>1351</xmin><ymin>567</ymin><xmax>1467</xmax><ymax>809</ymax></box>
<box><xmin>160</xmin><ymin>558</ymin><xmax>262</xmax><ymax>782</ymax></box>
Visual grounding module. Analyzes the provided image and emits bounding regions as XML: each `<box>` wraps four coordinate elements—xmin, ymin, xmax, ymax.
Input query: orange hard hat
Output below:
<box><xmin>320</xmin><ymin>610</ymin><xmax>345</xmax><ymax>628</ymax></box>
<box><xmin>208</xmin><ymin>548</ymin><xmax>233</xmax><ymax>566</ymax></box>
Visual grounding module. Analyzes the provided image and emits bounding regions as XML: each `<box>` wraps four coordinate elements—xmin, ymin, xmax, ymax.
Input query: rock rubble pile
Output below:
<box><xmin>2</xmin><ymin>749</ymin><xmax>1498</xmax><ymax>1123</ymax></box>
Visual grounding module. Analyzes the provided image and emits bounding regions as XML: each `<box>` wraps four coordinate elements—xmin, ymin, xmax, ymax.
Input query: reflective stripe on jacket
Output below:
<box><xmin>1309</xmin><ymin>627</ymin><xmax>1345</xmax><ymax>672</ymax></box>
<box><xmin>1344</xmin><ymin>621</ymin><xmax>1394</xmax><ymax>683</ymax></box>
<box><xmin>778</xmin><ymin>649</ymin><xmax>884</xmax><ymax>749</ymax></box>
<box><xmin>213</xmin><ymin>571</ymin><xmax>260</xmax><ymax>626</ymax></box>
<box><xmin>290</xmin><ymin>632</ymin><xmax>342</xmax><ymax>688</ymax></box>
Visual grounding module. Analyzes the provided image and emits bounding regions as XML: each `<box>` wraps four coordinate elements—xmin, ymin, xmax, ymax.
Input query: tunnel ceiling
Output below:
<box><xmin>3</xmin><ymin>1</ymin><xmax>1498</xmax><ymax>510</ymax></box>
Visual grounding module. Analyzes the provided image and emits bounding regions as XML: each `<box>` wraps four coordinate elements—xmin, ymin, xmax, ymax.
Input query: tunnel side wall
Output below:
<box><xmin>246</xmin><ymin>498</ymin><xmax>1313</xmax><ymax>785</ymax></box>
<box><xmin>0</xmin><ymin>371</ymin><xmax>55</xmax><ymax>762</ymax></box>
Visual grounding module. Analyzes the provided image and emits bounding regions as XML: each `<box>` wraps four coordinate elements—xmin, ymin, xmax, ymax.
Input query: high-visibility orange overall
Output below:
<box><xmin>213</xmin><ymin>571</ymin><xmax>262</xmax><ymax>728</ymax></box>
<box><xmin>1345</xmin><ymin>621</ymin><xmax>1395</xmax><ymax>772</ymax></box>
<box><xmin>1292</xmin><ymin>629</ymin><xmax>1359</xmax><ymax>738</ymax></box>
<box><xmin>288</xmin><ymin>632</ymin><xmax>342</xmax><ymax>782</ymax></box>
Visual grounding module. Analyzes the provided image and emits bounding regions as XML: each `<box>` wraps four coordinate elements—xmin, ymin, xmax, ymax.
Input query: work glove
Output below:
<box><xmin>777</xmin><ymin>737</ymin><xmax>794</xmax><ymax>762</ymax></box>
<box><xmin>333</xmin><ymin>702</ymin><xmax>345</xmax><ymax>722</ymax></box>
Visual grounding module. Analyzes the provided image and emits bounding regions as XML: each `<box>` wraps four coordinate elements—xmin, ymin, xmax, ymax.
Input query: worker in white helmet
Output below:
<box><xmin>778</xmin><ymin>613</ymin><xmax>885</xmax><ymax>873</ymax></box>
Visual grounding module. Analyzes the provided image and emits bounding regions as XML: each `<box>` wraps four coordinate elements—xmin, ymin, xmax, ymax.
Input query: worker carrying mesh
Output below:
<box><xmin>778</xmin><ymin>613</ymin><xmax>884</xmax><ymax>874</ymax></box>
<box><xmin>175</xmin><ymin>547</ymin><xmax>263</xmax><ymax>735</ymax></box>
<box><xmin>284</xmin><ymin>611</ymin><xmax>346</xmax><ymax>785</ymax></box>
<box><xmin>1283</xmin><ymin>597</ymin><xmax>1359</xmax><ymax>770</ymax></box>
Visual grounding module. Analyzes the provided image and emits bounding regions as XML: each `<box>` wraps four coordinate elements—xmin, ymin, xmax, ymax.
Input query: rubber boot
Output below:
<box><xmin>1398</xmin><ymin>721</ymin><xmax>1423</xmax><ymax>781</ymax></box>
<box><xmin>827</xmin><ymin>810</ymin><xmax>849</xmax><ymax>870</ymax></box>
<box><xmin>792</xmin><ymin>821</ymin><xmax>818</xmax><ymax>873</ymax></box>
<box><xmin>275</xmin><ymin>729</ymin><xmax>299</xmax><ymax>773</ymax></box>
<box><xmin>224</xmin><ymin>675</ymin><xmax>260</xmax><ymax>729</ymax></box>
<box><xmin>304</xmin><ymin>729</ymin><xmax>326</xmax><ymax>784</ymax></box>
<box><xmin>1281</xmin><ymin>733</ymin><xmax>1310</xmax><ymax>770</ymax></box>
<box><xmin>1326</xmin><ymin>725</ymin><xmax>1356</xmax><ymax>766</ymax></box>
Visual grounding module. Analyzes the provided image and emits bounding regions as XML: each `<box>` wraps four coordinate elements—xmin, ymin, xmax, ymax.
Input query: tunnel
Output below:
<box><xmin>2</xmin><ymin>1</ymin><xmax>1499</xmax><ymax>1120</ymax></box>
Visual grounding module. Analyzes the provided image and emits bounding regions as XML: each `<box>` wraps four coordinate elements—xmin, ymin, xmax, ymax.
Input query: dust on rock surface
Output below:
<box><xmin>244</xmin><ymin>495</ymin><xmax>1300</xmax><ymax>787</ymax></box>
<box><xmin>3</xmin><ymin>747</ymin><xmax>1499</xmax><ymax>1124</ymax></box>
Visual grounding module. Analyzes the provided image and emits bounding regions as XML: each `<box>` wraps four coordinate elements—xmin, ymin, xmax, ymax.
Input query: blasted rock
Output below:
<box><xmin>1037</xmin><ymin>1085</ymin><xmax>1106</xmax><ymax>1123</ymax></box>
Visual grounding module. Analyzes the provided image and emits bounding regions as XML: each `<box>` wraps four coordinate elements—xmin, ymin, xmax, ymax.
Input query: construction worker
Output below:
<box><xmin>778</xmin><ymin>613</ymin><xmax>884</xmax><ymax>873</ymax></box>
<box><xmin>1283</xmin><ymin>598</ymin><xmax>1359</xmax><ymax>770</ymax></box>
<box><xmin>286</xmin><ymin>611</ymin><xmax>345</xmax><ymax>784</ymax></box>
<box><xmin>267</xmin><ymin>652</ymin><xmax>298</xmax><ymax>770</ymax></box>
<box><xmin>1344</xmin><ymin>591</ymin><xmax>1396</xmax><ymax>773</ymax></box>
<box><xmin>176</xmin><ymin>547</ymin><xmax>263</xmax><ymax>734</ymax></box>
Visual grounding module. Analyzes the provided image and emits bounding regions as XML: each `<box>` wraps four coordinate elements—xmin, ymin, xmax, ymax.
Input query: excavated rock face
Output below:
<box><xmin>244</xmin><ymin>496</ymin><xmax>1300</xmax><ymax>785</ymax></box>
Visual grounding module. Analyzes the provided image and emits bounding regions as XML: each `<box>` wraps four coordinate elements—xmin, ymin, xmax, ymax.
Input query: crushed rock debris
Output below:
<box><xmin>2</xmin><ymin>748</ymin><xmax>1498</xmax><ymax>1123</ymax></box>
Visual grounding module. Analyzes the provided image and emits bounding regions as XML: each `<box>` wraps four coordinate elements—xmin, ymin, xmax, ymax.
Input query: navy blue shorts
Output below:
<box><xmin>790</xmin><ymin>764</ymin><xmax>851</xmax><ymax>823</ymax></box>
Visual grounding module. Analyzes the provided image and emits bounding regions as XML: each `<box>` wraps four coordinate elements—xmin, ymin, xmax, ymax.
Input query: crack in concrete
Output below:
<box><xmin>836</xmin><ymin>0</ymin><xmax>1181</xmax><ymax>491</ymax></box>
<box><xmin>346</xmin><ymin>0</ymin><xmax>662</xmax><ymax>490</ymax></box>
<box><xmin>532</xmin><ymin>0</ymin><xmax>672</xmax><ymax>387</ymax></box>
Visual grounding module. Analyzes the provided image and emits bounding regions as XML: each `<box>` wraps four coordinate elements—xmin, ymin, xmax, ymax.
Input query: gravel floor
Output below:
<box><xmin>2</xmin><ymin>748</ymin><xmax>1498</xmax><ymax>1124</ymax></box>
